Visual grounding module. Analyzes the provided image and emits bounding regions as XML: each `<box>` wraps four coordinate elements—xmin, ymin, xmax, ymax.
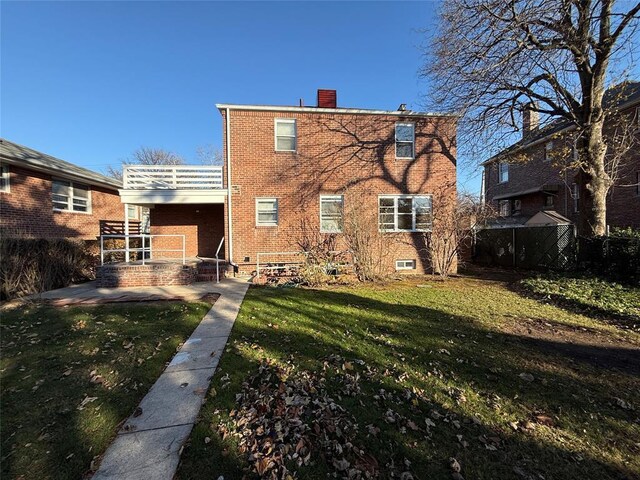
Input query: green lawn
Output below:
<box><xmin>0</xmin><ymin>301</ymin><xmax>211</xmax><ymax>480</ymax></box>
<box><xmin>177</xmin><ymin>277</ymin><xmax>640</xmax><ymax>480</ymax></box>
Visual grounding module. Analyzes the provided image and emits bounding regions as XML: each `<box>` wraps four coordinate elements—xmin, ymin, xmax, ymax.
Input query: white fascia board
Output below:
<box><xmin>215</xmin><ymin>103</ymin><xmax>458</xmax><ymax>118</ymax></box>
<box><xmin>119</xmin><ymin>189</ymin><xmax>227</xmax><ymax>205</ymax></box>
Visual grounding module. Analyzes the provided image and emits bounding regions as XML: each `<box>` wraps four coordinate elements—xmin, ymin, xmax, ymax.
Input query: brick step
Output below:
<box><xmin>196</xmin><ymin>267</ymin><xmax>222</xmax><ymax>273</ymax></box>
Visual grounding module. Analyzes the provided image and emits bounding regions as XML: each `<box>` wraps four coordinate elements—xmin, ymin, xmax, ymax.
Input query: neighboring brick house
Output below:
<box><xmin>481</xmin><ymin>82</ymin><xmax>640</xmax><ymax>230</ymax></box>
<box><xmin>0</xmin><ymin>138</ymin><xmax>128</xmax><ymax>239</ymax></box>
<box><xmin>119</xmin><ymin>90</ymin><xmax>458</xmax><ymax>275</ymax></box>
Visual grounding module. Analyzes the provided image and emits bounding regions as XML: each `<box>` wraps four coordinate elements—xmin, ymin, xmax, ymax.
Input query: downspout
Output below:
<box><xmin>225</xmin><ymin>107</ymin><xmax>234</xmax><ymax>267</ymax></box>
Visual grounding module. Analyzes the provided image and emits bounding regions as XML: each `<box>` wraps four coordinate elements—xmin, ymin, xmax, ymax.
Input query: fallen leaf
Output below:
<box><xmin>518</xmin><ymin>373</ymin><xmax>534</xmax><ymax>382</ymax></box>
<box><xmin>534</xmin><ymin>414</ymin><xmax>555</xmax><ymax>427</ymax></box>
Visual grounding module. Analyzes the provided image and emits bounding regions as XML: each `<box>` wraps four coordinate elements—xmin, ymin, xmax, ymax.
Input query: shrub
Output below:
<box><xmin>610</xmin><ymin>227</ymin><xmax>640</xmax><ymax>240</ymax></box>
<box><xmin>520</xmin><ymin>274</ymin><xmax>640</xmax><ymax>320</ymax></box>
<box><xmin>0</xmin><ymin>237</ymin><xmax>96</xmax><ymax>300</ymax></box>
<box><xmin>577</xmin><ymin>234</ymin><xmax>640</xmax><ymax>284</ymax></box>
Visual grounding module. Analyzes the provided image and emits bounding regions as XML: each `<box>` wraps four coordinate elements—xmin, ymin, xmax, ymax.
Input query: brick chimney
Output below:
<box><xmin>317</xmin><ymin>89</ymin><xmax>337</xmax><ymax>108</ymax></box>
<box><xmin>523</xmin><ymin>103</ymin><xmax>539</xmax><ymax>137</ymax></box>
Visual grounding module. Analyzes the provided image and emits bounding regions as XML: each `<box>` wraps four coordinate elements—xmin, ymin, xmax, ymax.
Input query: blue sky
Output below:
<box><xmin>3</xmin><ymin>2</ymin><xmax>477</xmax><ymax>193</ymax></box>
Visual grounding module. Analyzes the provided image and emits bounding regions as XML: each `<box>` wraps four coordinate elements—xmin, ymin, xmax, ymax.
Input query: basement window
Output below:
<box><xmin>395</xmin><ymin>259</ymin><xmax>416</xmax><ymax>270</ymax></box>
<box><xmin>275</xmin><ymin>119</ymin><xmax>297</xmax><ymax>152</ymax></box>
<box><xmin>52</xmin><ymin>179</ymin><xmax>91</xmax><ymax>213</ymax></box>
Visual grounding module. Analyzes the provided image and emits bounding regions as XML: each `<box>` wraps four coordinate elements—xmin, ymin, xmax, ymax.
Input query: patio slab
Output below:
<box><xmin>92</xmin><ymin>277</ymin><xmax>250</xmax><ymax>480</ymax></box>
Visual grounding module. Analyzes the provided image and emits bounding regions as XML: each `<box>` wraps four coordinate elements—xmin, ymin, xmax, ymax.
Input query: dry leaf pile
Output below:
<box><xmin>218</xmin><ymin>359</ymin><xmax>381</xmax><ymax>479</ymax></box>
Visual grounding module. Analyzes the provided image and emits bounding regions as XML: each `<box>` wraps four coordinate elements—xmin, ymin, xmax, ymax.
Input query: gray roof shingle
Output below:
<box><xmin>0</xmin><ymin>138</ymin><xmax>121</xmax><ymax>190</ymax></box>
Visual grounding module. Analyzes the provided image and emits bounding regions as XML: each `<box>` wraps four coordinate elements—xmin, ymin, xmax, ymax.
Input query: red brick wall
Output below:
<box><xmin>222</xmin><ymin>109</ymin><xmax>457</xmax><ymax>274</ymax></box>
<box><xmin>484</xmin><ymin>106</ymin><xmax>640</xmax><ymax>229</ymax></box>
<box><xmin>96</xmin><ymin>263</ymin><xmax>196</xmax><ymax>287</ymax></box>
<box><xmin>607</xmin><ymin>150</ymin><xmax>640</xmax><ymax>229</ymax></box>
<box><xmin>149</xmin><ymin>204</ymin><xmax>225</xmax><ymax>258</ymax></box>
<box><xmin>0</xmin><ymin>164</ymin><xmax>124</xmax><ymax>239</ymax></box>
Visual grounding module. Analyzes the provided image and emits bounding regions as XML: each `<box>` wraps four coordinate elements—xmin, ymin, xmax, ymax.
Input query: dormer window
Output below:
<box><xmin>275</xmin><ymin>119</ymin><xmax>296</xmax><ymax>152</ymax></box>
<box><xmin>395</xmin><ymin>123</ymin><xmax>415</xmax><ymax>159</ymax></box>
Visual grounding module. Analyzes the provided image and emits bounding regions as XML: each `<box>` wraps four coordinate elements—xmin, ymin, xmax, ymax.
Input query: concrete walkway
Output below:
<box><xmin>86</xmin><ymin>278</ymin><xmax>250</xmax><ymax>480</ymax></box>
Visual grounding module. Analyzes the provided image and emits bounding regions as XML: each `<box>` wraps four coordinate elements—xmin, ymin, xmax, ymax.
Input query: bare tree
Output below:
<box><xmin>424</xmin><ymin>0</ymin><xmax>640</xmax><ymax>237</ymax></box>
<box><xmin>196</xmin><ymin>144</ymin><xmax>224</xmax><ymax>166</ymax></box>
<box><xmin>422</xmin><ymin>186</ymin><xmax>497</xmax><ymax>279</ymax></box>
<box><xmin>108</xmin><ymin>147</ymin><xmax>185</xmax><ymax>180</ymax></box>
<box><xmin>342</xmin><ymin>191</ymin><xmax>399</xmax><ymax>281</ymax></box>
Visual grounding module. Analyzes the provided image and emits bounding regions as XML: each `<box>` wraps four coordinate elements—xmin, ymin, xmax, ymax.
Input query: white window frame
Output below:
<box><xmin>275</xmin><ymin>118</ymin><xmax>297</xmax><ymax>152</ymax></box>
<box><xmin>127</xmin><ymin>204</ymin><xmax>139</xmax><ymax>220</ymax></box>
<box><xmin>255</xmin><ymin>197</ymin><xmax>278</xmax><ymax>226</ymax></box>
<box><xmin>395</xmin><ymin>259</ymin><xmax>416</xmax><ymax>270</ymax></box>
<box><xmin>319</xmin><ymin>195</ymin><xmax>344</xmax><ymax>233</ymax></box>
<box><xmin>395</xmin><ymin>123</ymin><xmax>415</xmax><ymax>159</ymax></box>
<box><xmin>571</xmin><ymin>183</ymin><xmax>580</xmax><ymax>212</ymax></box>
<box><xmin>52</xmin><ymin>178</ymin><xmax>91</xmax><ymax>214</ymax></box>
<box><xmin>498</xmin><ymin>162</ymin><xmax>509</xmax><ymax>183</ymax></box>
<box><xmin>0</xmin><ymin>164</ymin><xmax>9</xmax><ymax>193</ymax></box>
<box><xmin>378</xmin><ymin>195</ymin><xmax>432</xmax><ymax>232</ymax></box>
<box><xmin>499</xmin><ymin>200</ymin><xmax>511</xmax><ymax>217</ymax></box>
<box><xmin>544</xmin><ymin>141</ymin><xmax>553</xmax><ymax>162</ymax></box>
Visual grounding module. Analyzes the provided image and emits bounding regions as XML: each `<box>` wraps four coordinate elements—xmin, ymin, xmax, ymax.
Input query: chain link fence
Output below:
<box><xmin>473</xmin><ymin>225</ymin><xmax>576</xmax><ymax>271</ymax></box>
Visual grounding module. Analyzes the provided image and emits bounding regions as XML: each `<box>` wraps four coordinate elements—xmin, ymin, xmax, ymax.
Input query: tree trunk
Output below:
<box><xmin>578</xmin><ymin>119</ymin><xmax>611</xmax><ymax>237</ymax></box>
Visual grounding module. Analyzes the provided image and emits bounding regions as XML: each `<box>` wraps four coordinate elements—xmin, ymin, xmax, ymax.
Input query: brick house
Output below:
<box><xmin>481</xmin><ymin>83</ymin><xmax>640</xmax><ymax>230</ymax></box>
<box><xmin>119</xmin><ymin>90</ymin><xmax>458</xmax><ymax>275</ymax></box>
<box><xmin>0</xmin><ymin>138</ymin><xmax>131</xmax><ymax>240</ymax></box>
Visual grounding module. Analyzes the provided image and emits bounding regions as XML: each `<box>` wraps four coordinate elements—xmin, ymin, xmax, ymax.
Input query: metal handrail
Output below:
<box><xmin>100</xmin><ymin>234</ymin><xmax>186</xmax><ymax>265</ymax></box>
<box><xmin>255</xmin><ymin>250</ymin><xmax>350</xmax><ymax>277</ymax></box>
<box><xmin>214</xmin><ymin>237</ymin><xmax>225</xmax><ymax>283</ymax></box>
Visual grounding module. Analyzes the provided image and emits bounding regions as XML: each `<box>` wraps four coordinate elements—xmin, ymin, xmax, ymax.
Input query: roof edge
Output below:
<box><xmin>1</xmin><ymin>139</ymin><xmax>121</xmax><ymax>190</ymax></box>
<box><xmin>215</xmin><ymin>103</ymin><xmax>459</xmax><ymax>118</ymax></box>
<box><xmin>1</xmin><ymin>156</ymin><xmax>121</xmax><ymax>190</ymax></box>
<box><xmin>481</xmin><ymin>95</ymin><xmax>640</xmax><ymax>166</ymax></box>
